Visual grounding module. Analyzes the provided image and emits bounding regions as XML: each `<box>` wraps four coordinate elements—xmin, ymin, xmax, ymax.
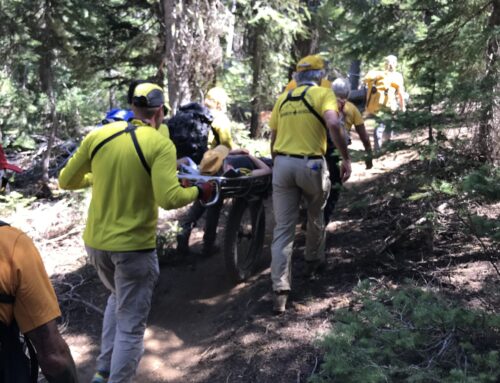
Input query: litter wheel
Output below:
<box><xmin>224</xmin><ymin>198</ymin><xmax>265</xmax><ymax>283</ymax></box>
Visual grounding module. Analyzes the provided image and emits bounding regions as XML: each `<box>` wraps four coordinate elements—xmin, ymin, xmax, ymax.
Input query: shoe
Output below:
<box><xmin>272</xmin><ymin>291</ymin><xmax>289</xmax><ymax>314</ymax></box>
<box><xmin>91</xmin><ymin>371</ymin><xmax>109</xmax><ymax>383</ymax></box>
<box><xmin>304</xmin><ymin>260</ymin><xmax>325</xmax><ymax>278</ymax></box>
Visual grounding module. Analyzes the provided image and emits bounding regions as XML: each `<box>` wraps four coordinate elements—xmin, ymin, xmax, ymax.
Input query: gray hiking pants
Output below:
<box><xmin>86</xmin><ymin>246</ymin><xmax>159</xmax><ymax>383</ymax></box>
<box><xmin>270</xmin><ymin>155</ymin><xmax>330</xmax><ymax>292</ymax></box>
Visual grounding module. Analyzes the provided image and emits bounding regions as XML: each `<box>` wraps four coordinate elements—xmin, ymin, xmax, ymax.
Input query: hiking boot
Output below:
<box><xmin>304</xmin><ymin>260</ymin><xmax>325</xmax><ymax>279</ymax></box>
<box><xmin>91</xmin><ymin>371</ymin><xmax>109</xmax><ymax>383</ymax></box>
<box><xmin>272</xmin><ymin>290</ymin><xmax>289</xmax><ymax>314</ymax></box>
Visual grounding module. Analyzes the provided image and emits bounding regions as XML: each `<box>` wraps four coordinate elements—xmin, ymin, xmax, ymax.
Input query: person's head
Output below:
<box><xmin>294</xmin><ymin>55</ymin><xmax>327</xmax><ymax>85</ymax></box>
<box><xmin>205</xmin><ymin>87</ymin><xmax>228</xmax><ymax>112</ymax></box>
<box><xmin>385</xmin><ymin>55</ymin><xmax>398</xmax><ymax>71</ymax></box>
<box><xmin>129</xmin><ymin>81</ymin><xmax>166</xmax><ymax>128</ymax></box>
<box><xmin>332</xmin><ymin>78</ymin><xmax>351</xmax><ymax>101</ymax></box>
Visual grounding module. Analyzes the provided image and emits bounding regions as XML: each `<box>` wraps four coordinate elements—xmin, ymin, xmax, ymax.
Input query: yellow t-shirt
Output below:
<box><xmin>343</xmin><ymin>101</ymin><xmax>364</xmax><ymax>132</ymax></box>
<box><xmin>270</xmin><ymin>85</ymin><xmax>338</xmax><ymax>156</ymax></box>
<box><xmin>208</xmin><ymin>110</ymin><xmax>233</xmax><ymax>149</ymax></box>
<box><xmin>59</xmin><ymin>120</ymin><xmax>198</xmax><ymax>251</ymax></box>
<box><xmin>0</xmin><ymin>225</ymin><xmax>61</xmax><ymax>333</ymax></box>
<box><xmin>158</xmin><ymin>123</ymin><xmax>170</xmax><ymax>139</ymax></box>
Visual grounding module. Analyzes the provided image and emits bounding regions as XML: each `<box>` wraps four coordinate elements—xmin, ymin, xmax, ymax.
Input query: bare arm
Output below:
<box><xmin>248</xmin><ymin>155</ymin><xmax>272</xmax><ymax>176</ymax></box>
<box><xmin>26</xmin><ymin>320</ymin><xmax>78</xmax><ymax>383</ymax></box>
<box><xmin>324</xmin><ymin>110</ymin><xmax>351</xmax><ymax>181</ymax></box>
<box><xmin>354</xmin><ymin>123</ymin><xmax>373</xmax><ymax>169</ymax></box>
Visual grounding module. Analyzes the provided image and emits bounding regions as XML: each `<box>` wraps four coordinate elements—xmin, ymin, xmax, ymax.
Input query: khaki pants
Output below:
<box><xmin>86</xmin><ymin>246</ymin><xmax>159</xmax><ymax>383</ymax></box>
<box><xmin>270</xmin><ymin>155</ymin><xmax>330</xmax><ymax>292</ymax></box>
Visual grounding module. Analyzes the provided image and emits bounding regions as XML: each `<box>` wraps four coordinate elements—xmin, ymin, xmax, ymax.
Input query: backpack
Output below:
<box><xmin>279</xmin><ymin>84</ymin><xmax>349</xmax><ymax>154</ymax></box>
<box><xmin>166</xmin><ymin>102</ymin><xmax>214</xmax><ymax>164</ymax></box>
<box><xmin>347</xmin><ymin>85</ymin><xmax>374</xmax><ymax>114</ymax></box>
<box><xmin>0</xmin><ymin>221</ymin><xmax>38</xmax><ymax>383</ymax></box>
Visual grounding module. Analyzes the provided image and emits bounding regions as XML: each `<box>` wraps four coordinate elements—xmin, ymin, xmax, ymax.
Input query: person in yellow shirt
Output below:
<box><xmin>363</xmin><ymin>55</ymin><xmax>406</xmax><ymax>149</ymax></box>
<box><xmin>324</xmin><ymin>78</ymin><xmax>373</xmax><ymax>224</ymax></box>
<box><xmin>59</xmin><ymin>81</ymin><xmax>214</xmax><ymax>383</ymax></box>
<box><xmin>269</xmin><ymin>55</ymin><xmax>351</xmax><ymax>314</ymax></box>
<box><xmin>205</xmin><ymin>87</ymin><xmax>233</xmax><ymax>149</ymax></box>
<box><xmin>364</xmin><ymin>55</ymin><xmax>406</xmax><ymax>116</ymax></box>
<box><xmin>0</xmin><ymin>222</ymin><xmax>78</xmax><ymax>383</ymax></box>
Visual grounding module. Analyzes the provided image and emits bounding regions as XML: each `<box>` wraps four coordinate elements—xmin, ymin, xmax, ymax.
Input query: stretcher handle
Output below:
<box><xmin>201</xmin><ymin>180</ymin><xmax>221</xmax><ymax>207</ymax></box>
<box><xmin>177</xmin><ymin>174</ymin><xmax>222</xmax><ymax>206</ymax></box>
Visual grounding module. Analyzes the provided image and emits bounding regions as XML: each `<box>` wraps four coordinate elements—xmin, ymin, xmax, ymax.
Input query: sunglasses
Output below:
<box><xmin>162</xmin><ymin>105</ymin><xmax>169</xmax><ymax>115</ymax></box>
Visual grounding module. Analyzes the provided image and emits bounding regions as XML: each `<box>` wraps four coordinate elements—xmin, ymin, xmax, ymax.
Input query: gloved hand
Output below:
<box><xmin>196</xmin><ymin>181</ymin><xmax>215</xmax><ymax>204</ymax></box>
<box><xmin>180</xmin><ymin>178</ymin><xmax>192</xmax><ymax>188</ymax></box>
<box><xmin>365</xmin><ymin>153</ymin><xmax>373</xmax><ymax>169</ymax></box>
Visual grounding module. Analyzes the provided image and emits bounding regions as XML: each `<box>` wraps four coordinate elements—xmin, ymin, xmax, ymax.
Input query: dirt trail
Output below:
<box><xmin>36</xmin><ymin>128</ymin><xmax>426</xmax><ymax>382</ymax></box>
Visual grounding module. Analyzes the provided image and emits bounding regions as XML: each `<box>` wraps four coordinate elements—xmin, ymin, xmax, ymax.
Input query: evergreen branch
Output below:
<box><xmin>456</xmin><ymin>211</ymin><xmax>500</xmax><ymax>277</ymax></box>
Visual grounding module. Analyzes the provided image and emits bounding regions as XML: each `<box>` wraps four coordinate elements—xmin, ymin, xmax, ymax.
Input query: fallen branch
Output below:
<box><xmin>309</xmin><ymin>356</ymin><xmax>319</xmax><ymax>378</ymax></box>
<box><xmin>68</xmin><ymin>296</ymin><xmax>104</xmax><ymax>316</ymax></box>
<box><xmin>45</xmin><ymin>225</ymin><xmax>84</xmax><ymax>244</ymax></box>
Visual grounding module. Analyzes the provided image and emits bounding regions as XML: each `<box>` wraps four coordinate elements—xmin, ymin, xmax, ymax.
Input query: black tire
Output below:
<box><xmin>224</xmin><ymin>198</ymin><xmax>265</xmax><ymax>283</ymax></box>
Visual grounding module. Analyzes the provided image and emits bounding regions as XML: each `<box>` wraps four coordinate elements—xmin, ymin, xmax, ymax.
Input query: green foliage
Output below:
<box><xmin>311</xmin><ymin>281</ymin><xmax>500</xmax><ymax>383</ymax></box>
<box><xmin>222</xmin><ymin>58</ymin><xmax>254</xmax><ymax>117</ymax></box>
<box><xmin>467</xmin><ymin>214</ymin><xmax>500</xmax><ymax>243</ymax></box>
<box><xmin>460</xmin><ymin>165</ymin><xmax>500</xmax><ymax>202</ymax></box>
<box><xmin>349</xmin><ymin>197</ymin><xmax>370</xmax><ymax>213</ymax></box>
<box><xmin>0</xmin><ymin>192</ymin><xmax>36</xmax><ymax>216</ymax></box>
<box><xmin>408</xmin><ymin>178</ymin><xmax>457</xmax><ymax>201</ymax></box>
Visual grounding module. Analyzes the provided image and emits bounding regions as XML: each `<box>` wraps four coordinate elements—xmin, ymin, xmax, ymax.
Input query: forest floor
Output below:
<box><xmin>4</xmin><ymin>126</ymin><xmax>499</xmax><ymax>383</ymax></box>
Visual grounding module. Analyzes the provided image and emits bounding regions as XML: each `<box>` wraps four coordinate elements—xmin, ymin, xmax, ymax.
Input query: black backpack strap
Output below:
<box><xmin>0</xmin><ymin>318</ymin><xmax>39</xmax><ymax>383</ymax></box>
<box><xmin>278</xmin><ymin>85</ymin><xmax>335</xmax><ymax>151</ymax></box>
<box><xmin>278</xmin><ymin>85</ymin><xmax>327</xmax><ymax>128</ymax></box>
<box><xmin>90</xmin><ymin>123</ymin><xmax>151</xmax><ymax>175</ymax></box>
<box><xmin>127</xmin><ymin>124</ymin><xmax>151</xmax><ymax>175</ymax></box>
<box><xmin>90</xmin><ymin>128</ymin><xmax>128</xmax><ymax>160</ymax></box>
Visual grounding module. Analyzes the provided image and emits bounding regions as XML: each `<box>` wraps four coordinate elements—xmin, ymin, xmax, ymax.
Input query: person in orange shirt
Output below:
<box><xmin>0</xmin><ymin>221</ymin><xmax>78</xmax><ymax>383</ymax></box>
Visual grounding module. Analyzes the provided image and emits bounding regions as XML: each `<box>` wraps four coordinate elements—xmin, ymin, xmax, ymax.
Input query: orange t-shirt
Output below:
<box><xmin>0</xmin><ymin>225</ymin><xmax>61</xmax><ymax>333</ymax></box>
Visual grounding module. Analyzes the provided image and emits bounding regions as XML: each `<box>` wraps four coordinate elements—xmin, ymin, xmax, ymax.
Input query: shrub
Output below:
<box><xmin>460</xmin><ymin>165</ymin><xmax>500</xmax><ymax>202</ymax></box>
<box><xmin>311</xmin><ymin>281</ymin><xmax>500</xmax><ymax>383</ymax></box>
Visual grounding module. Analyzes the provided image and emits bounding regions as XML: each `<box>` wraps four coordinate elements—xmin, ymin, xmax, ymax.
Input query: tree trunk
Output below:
<box><xmin>225</xmin><ymin>0</ymin><xmax>237</xmax><ymax>58</ymax></box>
<box><xmin>288</xmin><ymin>1</ymin><xmax>320</xmax><ymax>80</ymax></box>
<box><xmin>39</xmin><ymin>0</ymin><xmax>57</xmax><ymax>194</ymax></box>
<box><xmin>249</xmin><ymin>22</ymin><xmax>264</xmax><ymax>138</ymax></box>
<box><xmin>163</xmin><ymin>0</ymin><xmax>191</xmax><ymax>112</ymax></box>
<box><xmin>477</xmin><ymin>0</ymin><xmax>500</xmax><ymax>164</ymax></box>
<box><xmin>428</xmin><ymin>71</ymin><xmax>436</xmax><ymax>143</ymax></box>
<box><xmin>162</xmin><ymin>0</ymin><xmax>224</xmax><ymax>113</ymax></box>
<box><xmin>40</xmin><ymin>54</ymin><xmax>57</xmax><ymax>186</ymax></box>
